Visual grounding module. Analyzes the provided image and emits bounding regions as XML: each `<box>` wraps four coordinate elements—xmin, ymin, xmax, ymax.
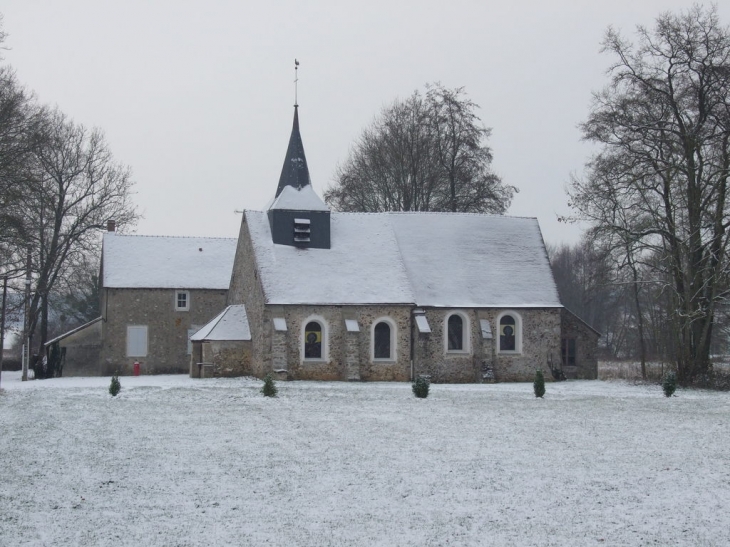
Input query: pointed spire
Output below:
<box><xmin>275</xmin><ymin>105</ymin><xmax>311</xmax><ymax>197</ymax></box>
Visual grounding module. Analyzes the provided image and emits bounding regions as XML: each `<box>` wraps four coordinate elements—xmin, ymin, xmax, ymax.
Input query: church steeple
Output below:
<box><xmin>268</xmin><ymin>62</ymin><xmax>330</xmax><ymax>249</ymax></box>
<box><xmin>275</xmin><ymin>106</ymin><xmax>311</xmax><ymax>197</ymax></box>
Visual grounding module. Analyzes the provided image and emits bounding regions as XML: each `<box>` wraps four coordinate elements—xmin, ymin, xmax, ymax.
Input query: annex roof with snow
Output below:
<box><xmin>190</xmin><ymin>305</ymin><xmax>251</xmax><ymax>342</ymax></box>
<box><xmin>102</xmin><ymin>233</ymin><xmax>238</xmax><ymax>289</ymax></box>
<box><xmin>245</xmin><ymin>210</ymin><xmax>561</xmax><ymax>308</ymax></box>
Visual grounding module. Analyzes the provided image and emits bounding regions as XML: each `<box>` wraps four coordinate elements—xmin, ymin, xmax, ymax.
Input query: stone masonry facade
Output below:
<box><xmin>190</xmin><ymin>340</ymin><xmax>253</xmax><ymax>378</ymax></box>
<box><xmin>100</xmin><ymin>287</ymin><xmax>227</xmax><ymax>376</ymax></box>
<box><xmin>413</xmin><ymin>308</ymin><xmax>562</xmax><ymax>383</ymax></box>
<box><xmin>263</xmin><ymin>304</ymin><xmax>413</xmax><ymax>382</ymax></box>
<box><xmin>217</xmin><ymin>304</ymin><xmax>563</xmax><ymax>383</ymax></box>
<box><xmin>228</xmin><ymin>216</ymin><xmax>266</xmax><ymax>376</ymax></box>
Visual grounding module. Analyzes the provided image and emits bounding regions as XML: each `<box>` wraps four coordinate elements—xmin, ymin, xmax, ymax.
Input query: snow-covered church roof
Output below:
<box><xmin>244</xmin><ymin>210</ymin><xmax>561</xmax><ymax>308</ymax></box>
<box><xmin>102</xmin><ymin>233</ymin><xmax>237</xmax><ymax>289</ymax></box>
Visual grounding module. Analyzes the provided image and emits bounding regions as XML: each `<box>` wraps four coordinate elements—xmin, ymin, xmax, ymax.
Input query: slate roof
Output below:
<box><xmin>244</xmin><ymin>210</ymin><xmax>562</xmax><ymax>308</ymax></box>
<box><xmin>275</xmin><ymin>106</ymin><xmax>311</xmax><ymax>197</ymax></box>
<box><xmin>102</xmin><ymin>233</ymin><xmax>237</xmax><ymax>289</ymax></box>
<box><xmin>190</xmin><ymin>305</ymin><xmax>251</xmax><ymax>341</ymax></box>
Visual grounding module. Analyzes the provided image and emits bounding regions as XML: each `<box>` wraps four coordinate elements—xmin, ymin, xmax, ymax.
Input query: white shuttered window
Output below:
<box><xmin>127</xmin><ymin>326</ymin><xmax>148</xmax><ymax>357</ymax></box>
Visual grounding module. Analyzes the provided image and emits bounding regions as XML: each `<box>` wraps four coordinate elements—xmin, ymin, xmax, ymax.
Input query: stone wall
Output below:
<box><xmin>413</xmin><ymin>309</ymin><xmax>482</xmax><ymax>383</ymax></box>
<box><xmin>413</xmin><ymin>308</ymin><xmax>561</xmax><ymax>383</ymax></box>
<box><xmin>100</xmin><ymin>287</ymin><xmax>227</xmax><ymax>375</ymax></box>
<box><xmin>491</xmin><ymin>308</ymin><xmax>561</xmax><ymax>382</ymax></box>
<box><xmin>228</xmin><ymin>213</ymin><xmax>268</xmax><ymax>377</ymax></box>
<box><xmin>201</xmin><ymin>340</ymin><xmax>253</xmax><ymax>377</ymax></box>
<box><xmin>267</xmin><ymin>304</ymin><xmax>412</xmax><ymax>381</ymax></box>
<box><xmin>237</xmin><ymin>302</ymin><xmax>563</xmax><ymax>383</ymax></box>
<box><xmin>228</xmin><ymin>298</ymin><xmax>561</xmax><ymax>383</ymax></box>
<box><xmin>560</xmin><ymin>309</ymin><xmax>599</xmax><ymax>379</ymax></box>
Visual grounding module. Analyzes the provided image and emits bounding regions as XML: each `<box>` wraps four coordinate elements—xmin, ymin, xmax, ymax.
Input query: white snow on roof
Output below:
<box><xmin>190</xmin><ymin>305</ymin><xmax>251</xmax><ymax>341</ymax></box>
<box><xmin>389</xmin><ymin>213</ymin><xmax>561</xmax><ymax>307</ymax></box>
<box><xmin>269</xmin><ymin>185</ymin><xmax>330</xmax><ymax>211</ymax></box>
<box><xmin>246</xmin><ymin>211</ymin><xmax>414</xmax><ymax>305</ymax></box>
<box><xmin>102</xmin><ymin>233</ymin><xmax>237</xmax><ymax>289</ymax></box>
<box><xmin>245</xmin><ymin>211</ymin><xmax>561</xmax><ymax>307</ymax></box>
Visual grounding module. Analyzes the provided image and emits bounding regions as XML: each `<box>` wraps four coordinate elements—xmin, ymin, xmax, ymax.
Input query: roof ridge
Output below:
<box><xmin>245</xmin><ymin>209</ymin><xmax>536</xmax><ymax>220</ymax></box>
<box><xmin>106</xmin><ymin>233</ymin><xmax>237</xmax><ymax>241</ymax></box>
<box><xmin>326</xmin><ymin>211</ymin><xmax>539</xmax><ymax>220</ymax></box>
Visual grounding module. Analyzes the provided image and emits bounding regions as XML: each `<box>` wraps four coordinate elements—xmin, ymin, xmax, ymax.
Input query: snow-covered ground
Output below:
<box><xmin>1</xmin><ymin>372</ymin><xmax>728</xmax><ymax>546</ymax></box>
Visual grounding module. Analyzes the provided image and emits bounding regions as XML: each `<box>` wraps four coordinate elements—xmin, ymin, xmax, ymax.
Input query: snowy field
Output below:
<box><xmin>1</xmin><ymin>372</ymin><xmax>729</xmax><ymax>546</ymax></box>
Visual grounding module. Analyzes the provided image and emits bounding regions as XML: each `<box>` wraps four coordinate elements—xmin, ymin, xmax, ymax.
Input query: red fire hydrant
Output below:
<box><xmin>133</xmin><ymin>361</ymin><xmax>140</xmax><ymax>376</ymax></box>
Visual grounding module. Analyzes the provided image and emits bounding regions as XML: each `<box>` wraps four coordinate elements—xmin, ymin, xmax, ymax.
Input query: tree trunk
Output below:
<box><xmin>628</xmin><ymin>258</ymin><xmax>647</xmax><ymax>380</ymax></box>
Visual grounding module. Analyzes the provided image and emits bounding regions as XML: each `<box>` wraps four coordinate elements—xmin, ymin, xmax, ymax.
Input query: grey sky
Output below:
<box><xmin>2</xmin><ymin>0</ymin><xmax>725</xmax><ymax>246</ymax></box>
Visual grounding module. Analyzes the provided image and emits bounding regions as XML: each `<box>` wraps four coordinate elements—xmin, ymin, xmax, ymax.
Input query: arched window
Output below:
<box><xmin>448</xmin><ymin>315</ymin><xmax>463</xmax><ymax>350</ymax></box>
<box><xmin>499</xmin><ymin>314</ymin><xmax>518</xmax><ymax>352</ymax></box>
<box><xmin>445</xmin><ymin>312</ymin><xmax>470</xmax><ymax>353</ymax></box>
<box><xmin>374</xmin><ymin>322</ymin><xmax>391</xmax><ymax>359</ymax></box>
<box><xmin>304</xmin><ymin>321</ymin><xmax>323</xmax><ymax>359</ymax></box>
<box><xmin>372</xmin><ymin>318</ymin><xmax>396</xmax><ymax>361</ymax></box>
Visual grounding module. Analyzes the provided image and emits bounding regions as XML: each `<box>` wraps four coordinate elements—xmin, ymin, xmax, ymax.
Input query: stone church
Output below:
<box><xmin>49</xmin><ymin>106</ymin><xmax>598</xmax><ymax>382</ymax></box>
<box><xmin>190</xmin><ymin>106</ymin><xmax>598</xmax><ymax>382</ymax></box>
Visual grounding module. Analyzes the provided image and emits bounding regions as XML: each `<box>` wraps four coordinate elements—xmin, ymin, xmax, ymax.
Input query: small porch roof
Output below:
<box><xmin>190</xmin><ymin>305</ymin><xmax>251</xmax><ymax>342</ymax></box>
<box><xmin>44</xmin><ymin>317</ymin><xmax>102</xmax><ymax>346</ymax></box>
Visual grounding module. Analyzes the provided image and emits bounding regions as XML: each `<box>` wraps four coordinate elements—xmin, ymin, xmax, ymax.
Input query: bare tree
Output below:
<box><xmin>325</xmin><ymin>84</ymin><xmax>515</xmax><ymax>213</ymax></box>
<box><xmin>51</xmin><ymin>253</ymin><xmax>100</xmax><ymax>327</ymax></box>
<box><xmin>548</xmin><ymin>238</ymin><xmax>619</xmax><ymax>351</ymax></box>
<box><xmin>17</xmin><ymin>109</ymin><xmax>138</xmax><ymax>376</ymax></box>
<box><xmin>427</xmin><ymin>84</ymin><xmax>513</xmax><ymax>213</ymax></box>
<box><xmin>568</xmin><ymin>6</ymin><xmax>730</xmax><ymax>384</ymax></box>
<box><xmin>0</xmin><ymin>67</ymin><xmax>42</xmax><ymax>275</ymax></box>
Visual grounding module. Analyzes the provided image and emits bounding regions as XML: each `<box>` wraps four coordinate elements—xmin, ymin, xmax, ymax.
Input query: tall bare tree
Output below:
<box><xmin>569</xmin><ymin>6</ymin><xmax>730</xmax><ymax>384</ymax></box>
<box><xmin>326</xmin><ymin>92</ymin><xmax>437</xmax><ymax>212</ymax></box>
<box><xmin>325</xmin><ymin>84</ymin><xmax>515</xmax><ymax>214</ymax></box>
<box><xmin>17</xmin><ymin>109</ymin><xmax>138</xmax><ymax>376</ymax></box>
<box><xmin>0</xmin><ymin>67</ymin><xmax>42</xmax><ymax>275</ymax></box>
<box><xmin>427</xmin><ymin>84</ymin><xmax>512</xmax><ymax>212</ymax></box>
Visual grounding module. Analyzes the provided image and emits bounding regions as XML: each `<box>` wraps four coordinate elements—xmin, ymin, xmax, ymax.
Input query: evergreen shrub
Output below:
<box><xmin>663</xmin><ymin>372</ymin><xmax>677</xmax><ymax>397</ymax></box>
<box><xmin>109</xmin><ymin>375</ymin><xmax>121</xmax><ymax>397</ymax></box>
<box><xmin>412</xmin><ymin>376</ymin><xmax>430</xmax><ymax>398</ymax></box>
<box><xmin>261</xmin><ymin>373</ymin><xmax>278</xmax><ymax>397</ymax></box>
<box><xmin>534</xmin><ymin>369</ymin><xmax>545</xmax><ymax>398</ymax></box>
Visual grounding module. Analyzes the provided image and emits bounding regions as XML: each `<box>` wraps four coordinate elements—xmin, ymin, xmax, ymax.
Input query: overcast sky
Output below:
<box><xmin>2</xmin><ymin>1</ymin><xmax>727</xmax><ymax>246</ymax></box>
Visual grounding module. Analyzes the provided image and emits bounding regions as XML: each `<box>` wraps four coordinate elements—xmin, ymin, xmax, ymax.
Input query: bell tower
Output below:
<box><xmin>267</xmin><ymin>62</ymin><xmax>331</xmax><ymax>249</ymax></box>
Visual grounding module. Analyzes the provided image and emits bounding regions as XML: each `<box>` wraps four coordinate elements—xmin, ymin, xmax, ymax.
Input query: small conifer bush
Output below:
<box><xmin>109</xmin><ymin>374</ymin><xmax>121</xmax><ymax>397</ymax></box>
<box><xmin>663</xmin><ymin>372</ymin><xmax>677</xmax><ymax>397</ymax></box>
<box><xmin>533</xmin><ymin>369</ymin><xmax>545</xmax><ymax>398</ymax></box>
<box><xmin>261</xmin><ymin>373</ymin><xmax>278</xmax><ymax>397</ymax></box>
<box><xmin>412</xmin><ymin>376</ymin><xmax>430</xmax><ymax>398</ymax></box>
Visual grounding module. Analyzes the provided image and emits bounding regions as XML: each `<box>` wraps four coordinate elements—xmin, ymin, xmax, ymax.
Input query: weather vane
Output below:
<box><xmin>294</xmin><ymin>58</ymin><xmax>299</xmax><ymax>107</ymax></box>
